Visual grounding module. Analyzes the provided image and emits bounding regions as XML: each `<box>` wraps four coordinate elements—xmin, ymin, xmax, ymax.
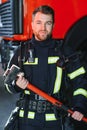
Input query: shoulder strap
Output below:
<box><xmin>18</xmin><ymin>40</ymin><xmax>31</xmax><ymax>69</ymax></box>
<box><xmin>54</xmin><ymin>39</ymin><xmax>67</xmax><ymax>68</ymax></box>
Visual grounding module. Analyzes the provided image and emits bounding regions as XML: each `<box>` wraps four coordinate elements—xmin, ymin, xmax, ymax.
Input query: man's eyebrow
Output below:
<box><xmin>35</xmin><ymin>20</ymin><xmax>53</xmax><ymax>22</ymax></box>
<box><xmin>35</xmin><ymin>20</ymin><xmax>41</xmax><ymax>22</ymax></box>
<box><xmin>47</xmin><ymin>21</ymin><xmax>53</xmax><ymax>23</ymax></box>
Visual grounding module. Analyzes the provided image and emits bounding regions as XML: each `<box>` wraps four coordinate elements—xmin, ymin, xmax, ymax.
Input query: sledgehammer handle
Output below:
<box><xmin>27</xmin><ymin>83</ymin><xmax>87</xmax><ymax>123</ymax></box>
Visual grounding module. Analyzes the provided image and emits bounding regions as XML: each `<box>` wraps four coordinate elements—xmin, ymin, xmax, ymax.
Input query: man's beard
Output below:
<box><xmin>34</xmin><ymin>31</ymin><xmax>51</xmax><ymax>41</ymax></box>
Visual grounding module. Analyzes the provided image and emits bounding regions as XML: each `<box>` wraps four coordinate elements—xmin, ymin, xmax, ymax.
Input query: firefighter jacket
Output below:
<box><xmin>5</xmin><ymin>36</ymin><xmax>87</xmax><ymax>117</ymax></box>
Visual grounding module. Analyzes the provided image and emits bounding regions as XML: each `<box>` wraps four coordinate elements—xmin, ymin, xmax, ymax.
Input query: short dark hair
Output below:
<box><xmin>32</xmin><ymin>5</ymin><xmax>54</xmax><ymax>23</ymax></box>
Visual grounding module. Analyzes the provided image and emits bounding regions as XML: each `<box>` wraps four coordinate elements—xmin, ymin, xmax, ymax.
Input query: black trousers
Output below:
<box><xmin>19</xmin><ymin>117</ymin><xmax>62</xmax><ymax>130</ymax></box>
<box><xmin>19</xmin><ymin>124</ymin><xmax>62</xmax><ymax>130</ymax></box>
<box><xmin>18</xmin><ymin>116</ymin><xmax>76</xmax><ymax>130</ymax></box>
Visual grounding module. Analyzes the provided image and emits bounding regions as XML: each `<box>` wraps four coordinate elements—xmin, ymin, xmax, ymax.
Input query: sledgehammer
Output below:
<box><xmin>4</xmin><ymin>64</ymin><xmax>87</xmax><ymax>123</ymax></box>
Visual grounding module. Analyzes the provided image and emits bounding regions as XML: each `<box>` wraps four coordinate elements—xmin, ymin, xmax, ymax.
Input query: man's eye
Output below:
<box><xmin>36</xmin><ymin>22</ymin><xmax>41</xmax><ymax>24</ymax></box>
<box><xmin>47</xmin><ymin>22</ymin><xmax>52</xmax><ymax>25</ymax></box>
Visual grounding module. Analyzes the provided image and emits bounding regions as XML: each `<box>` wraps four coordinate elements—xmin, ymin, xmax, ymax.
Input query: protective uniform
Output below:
<box><xmin>5</xmin><ymin>36</ymin><xmax>87</xmax><ymax>130</ymax></box>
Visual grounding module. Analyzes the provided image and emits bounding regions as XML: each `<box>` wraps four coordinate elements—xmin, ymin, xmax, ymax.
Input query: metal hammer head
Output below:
<box><xmin>3</xmin><ymin>64</ymin><xmax>20</xmax><ymax>85</ymax></box>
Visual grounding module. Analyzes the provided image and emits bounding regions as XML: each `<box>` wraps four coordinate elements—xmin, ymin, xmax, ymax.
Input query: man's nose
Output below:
<box><xmin>41</xmin><ymin>24</ymin><xmax>46</xmax><ymax>30</ymax></box>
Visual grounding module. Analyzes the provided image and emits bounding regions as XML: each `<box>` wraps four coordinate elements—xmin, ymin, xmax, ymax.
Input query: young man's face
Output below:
<box><xmin>31</xmin><ymin>12</ymin><xmax>54</xmax><ymax>41</ymax></box>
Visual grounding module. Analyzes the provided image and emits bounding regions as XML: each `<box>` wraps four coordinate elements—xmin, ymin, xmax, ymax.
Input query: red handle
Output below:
<box><xmin>27</xmin><ymin>83</ymin><xmax>87</xmax><ymax>123</ymax></box>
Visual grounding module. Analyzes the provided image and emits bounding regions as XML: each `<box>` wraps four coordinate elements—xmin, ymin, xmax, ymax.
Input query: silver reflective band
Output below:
<box><xmin>5</xmin><ymin>84</ymin><xmax>13</xmax><ymax>94</ymax></box>
<box><xmin>68</xmin><ymin>67</ymin><xmax>86</xmax><ymax>79</ymax></box>
<box><xmin>45</xmin><ymin>113</ymin><xmax>57</xmax><ymax>121</ymax></box>
<box><xmin>24</xmin><ymin>58</ymin><xmax>38</xmax><ymax>65</ymax></box>
<box><xmin>73</xmin><ymin>88</ymin><xmax>87</xmax><ymax>98</ymax></box>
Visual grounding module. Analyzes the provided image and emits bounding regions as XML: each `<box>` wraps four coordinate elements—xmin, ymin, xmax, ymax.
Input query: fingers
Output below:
<box><xmin>71</xmin><ymin>111</ymin><xmax>84</xmax><ymax>121</ymax></box>
<box><xmin>16</xmin><ymin>73</ymin><xmax>28</xmax><ymax>89</ymax></box>
<box><xmin>17</xmin><ymin>72</ymin><xmax>24</xmax><ymax>77</ymax></box>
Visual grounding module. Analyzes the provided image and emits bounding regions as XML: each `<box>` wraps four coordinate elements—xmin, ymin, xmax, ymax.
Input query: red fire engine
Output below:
<box><xmin>0</xmin><ymin>0</ymin><xmax>87</xmax><ymax>70</ymax></box>
<box><xmin>0</xmin><ymin>0</ymin><xmax>87</xmax><ymax>40</ymax></box>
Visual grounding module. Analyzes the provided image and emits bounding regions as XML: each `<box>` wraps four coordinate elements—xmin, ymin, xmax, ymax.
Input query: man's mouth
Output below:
<box><xmin>39</xmin><ymin>31</ymin><xmax>47</xmax><ymax>35</ymax></box>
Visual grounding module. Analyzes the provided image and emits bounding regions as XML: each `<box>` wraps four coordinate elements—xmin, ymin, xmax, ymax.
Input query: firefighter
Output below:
<box><xmin>4</xmin><ymin>5</ymin><xmax>87</xmax><ymax>130</ymax></box>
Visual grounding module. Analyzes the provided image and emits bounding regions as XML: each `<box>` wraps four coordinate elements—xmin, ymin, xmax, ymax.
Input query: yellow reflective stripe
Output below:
<box><xmin>23</xmin><ymin>57</ymin><xmax>59</xmax><ymax>65</ymax></box>
<box><xmin>73</xmin><ymin>88</ymin><xmax>87</xmax><ymax>98</ymax></box>
<box><xmin>24</xmin><ymin>90</ymin><xmax>30</xmax><ymax>95</ymax></box>
<box><xmin>19</xmin><ymin>110</ymin><xmax>58</xmax><ymax>120</ymax></box>
<box><xmin>53</xmin><ymin>67</ymin><xmax>62</xmax><ymax>94</ymax></box>
<box><xmin>48</xmin><ymin>57</ymin><xmax>59</xmax><ymax>64</ymax></box>
<box><xmin>5</xmin><ymin>84</ymin><xmax>13</xmax><ymax>94</ymax></box>
<box><xmin>68</xmin><ymin>67</ymin><xmax>86</xmax><ymax>79</ymax></box>
<box><xmin>19</xmin><ymin>110</ymin><xmax>24</xmax><ymax>117</ymax></box>
<box><xmin>23</xmin><ymin>58</ymin><xmax>38</xmax><ymax>65</ymax></box>
<box><xmin>45</xmin><ymin>113</ymin><xmax>57</xmax><ymax>121</ymax></box>
<box><xmin>27</xmin><ymin>111</ymin><xmax>35</xmax><ymax>119</ymax></box>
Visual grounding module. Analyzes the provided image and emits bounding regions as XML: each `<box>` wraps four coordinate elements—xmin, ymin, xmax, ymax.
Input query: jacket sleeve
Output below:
<box><xmin>4</xmin><ymin>46</ymin><xmax>23</xmax><ymax>94</ymax></box>
<box><xmin>65</xmin><ymin>50</ymin><xmax>87</xmax><ymax>114</ymax></box>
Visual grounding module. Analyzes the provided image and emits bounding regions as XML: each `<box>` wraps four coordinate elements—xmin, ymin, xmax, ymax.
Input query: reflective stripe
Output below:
<box><xmin>45</xmin><ymin>113</ymin><xmax>57</xmax><ymax>121</ymax></box>
<box><xmin>19</xmin><ymin>109</ymin><xmax>24</xmax><ymax>117</ymax></box>
<box><xmin>53</xmin><ymin>67</ymin><xmax>62</xmax><ymax>94</ymax></box>
<box><xmin>48</xmin><ymin>57</ymin><xmax>59</xmax><ymax>64</ymax></box>
<box><xmin>68</xmin><ymin>67</ymin><xmax>86</xmax><ymax>79</ymax></box>
<box><xmin>23</xmin><ymin>58</ymin><xmax>38</xmax><ymax>65</ymax></box>
<box><xmin>19</xmin><ymin>110</ymin><xmax>35</xmax><ymax>118</ymax></box>
<box><xmin>73</xmin><ymin>88</ymin><xmax>87</xmax><ymax>98</ymax></box>
<box><xmin>24</xmin><ymin>90</ymin><xmax>30</xmax><ymax>95</ymax></box>
<box><xmin>23</xmin><ymin>57</ymin><xmax>59</xmax><ymax>65</ymax></box>
<box><xmin>27</xmin><ymin>111</ymin><xmax>35</xmax><ymax>119</ymax></box>
<box><xmin>19</xmin><ymin>110</ymin><xmax>57</xmax><ymax>121</ymax></box>
<box><xmin>5</xmin><ymin>84</ymin><xmax>13</xmax><ymax>94</ymax></box>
